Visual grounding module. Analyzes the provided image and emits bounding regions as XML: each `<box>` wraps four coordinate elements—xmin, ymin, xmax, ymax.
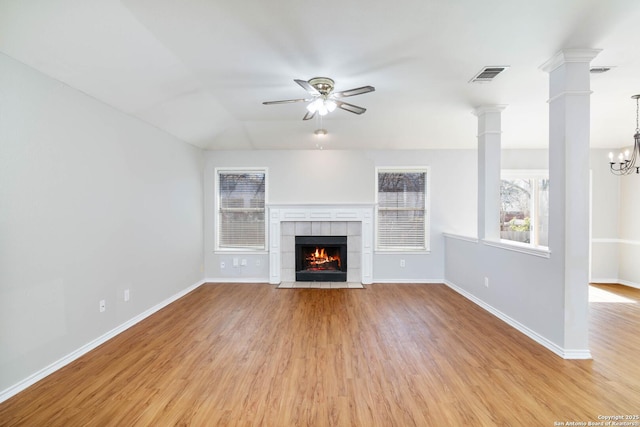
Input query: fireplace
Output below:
<box><xmin>295</xmin><ymin>235</ymin><xmax>347</xmax><ymax>282</ymax></box>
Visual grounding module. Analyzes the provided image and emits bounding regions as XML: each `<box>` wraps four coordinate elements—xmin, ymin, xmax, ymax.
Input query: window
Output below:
<box><xmin>216</xmin><ymin>169</ymin><xmax>266</xmax><ymax>251</ymax></box>
<box><xmin>376</xmin><ymin>168</ymin><xmax>429</xmax><ymax>251</ymax></box>
<box><xmin>500</xmin><ymin>170</ymin><xmax>549</xmax><ymax>247</ymax></box>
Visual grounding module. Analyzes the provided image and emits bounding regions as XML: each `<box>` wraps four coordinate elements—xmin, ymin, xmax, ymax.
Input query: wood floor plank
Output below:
<box><xmin>1</xmin><ymin>283</ymin><xmax>639</xmax><ymax>426</ymax></box>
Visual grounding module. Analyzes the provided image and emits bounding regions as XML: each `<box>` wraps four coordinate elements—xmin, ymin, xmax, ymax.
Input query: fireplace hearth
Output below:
<box><xmin>295</xmin><ymin>235</ymin><xmax>347</xmax><ymax>282</ymax></box>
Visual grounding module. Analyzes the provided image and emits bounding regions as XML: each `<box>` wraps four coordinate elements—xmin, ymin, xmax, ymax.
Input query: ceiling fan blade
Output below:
<box><xmin>294</xmin><ymin>79</ymin><xmax>321</xmax><ymax>96</ymax></box>
<box><xmin>263</xmin><ymin>98</ymin><xmax>310</xmax><ymax>105</ymax></box>
<box><xmin>335</xmin><ymin>100</ymin><xmax>367</xmax><ymax>115</ymax></box>
<box><xmin>303</xmin><ymin>110</ymin><xmax>316</xmax><ymax>121</ymax></box>
<box><xmin>332</xmin><ymin>85</ymin><xmax>375</xmax><ymax>98</ymax></box>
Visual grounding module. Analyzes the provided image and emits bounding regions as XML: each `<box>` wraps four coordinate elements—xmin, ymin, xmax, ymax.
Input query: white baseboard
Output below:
<box><xmin>592</xmin><ymin>238</ymin><xmax>640</xmax><ymax>246</ymax></box>
<box><xmin>444</xmin><ymin>280</ymin><xmax>591</xmax><ymax>360</ymax></box>
<box><xmin>203</xmin><ymin>277</ymin><xmax>270</xmax><ymax>284</ymax></box>
<box><xmin>371</xmin><ymin>279</ymin><xmax>445</xmax><ymax>284</ymax></box>
<box><xmin>0</xmin><ymin>279</ymin><xmax>206</xmax><ymax>404</ymax></box>
<box><xmin>590</xmin><ymin>277</ymin><xmax>620</xmax><ymax>284</ymax></box>
<box><xmin>562</xmin><ymin>349</ymin><xmax>593</xmax><ymax>359</ymax></box>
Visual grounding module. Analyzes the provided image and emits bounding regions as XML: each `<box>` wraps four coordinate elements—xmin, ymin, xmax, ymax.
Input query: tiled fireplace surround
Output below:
<box><xmin>268</xmin><ymin>205</ymin><xmax>374</xmax><ymax>285</ymax></box>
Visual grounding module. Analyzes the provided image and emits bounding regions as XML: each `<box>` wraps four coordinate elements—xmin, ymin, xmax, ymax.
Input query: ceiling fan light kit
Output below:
<box><xmin>306</xmin><ymin>98</ymin><xmax>336</xmax><ymax>116</ymax></box>
<box><xmin>263</xmin><ymin>77</ymin><xmax>375</xmax><ymax>120</ymax></box>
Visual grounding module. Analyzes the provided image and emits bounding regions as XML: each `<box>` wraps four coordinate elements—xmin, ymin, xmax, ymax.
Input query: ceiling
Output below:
<box><xmin>2</xmin><ymin>0</ymin><xmax>640</xmax><ymax>150</ymax></box>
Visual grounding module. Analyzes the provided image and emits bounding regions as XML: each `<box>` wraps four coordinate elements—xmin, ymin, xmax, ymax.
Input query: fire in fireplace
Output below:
<box><xmin>295</xmin><ymin>236</ymin><xmax>347</xmax><ymax>282</ymax></box>
<box><xmin>303</xmin><ymin>247</ymin><xmax>341</xmax><ymax>271</ymax></box>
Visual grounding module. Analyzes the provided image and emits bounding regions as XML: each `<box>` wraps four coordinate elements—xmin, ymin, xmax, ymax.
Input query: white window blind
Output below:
<box><xmin>217</xmin><ymin>171</ymin><xmax>266</xmax><ymax>250</ymax></box>
<box><xmin>377</xmin><ymin>170</ymin><xmax>427</xmax><ymax>251</ymax></box>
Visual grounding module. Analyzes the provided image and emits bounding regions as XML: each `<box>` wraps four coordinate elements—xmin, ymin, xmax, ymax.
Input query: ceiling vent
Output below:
<box><xmin>469</xmin><ymin>66</ymin><xmax>509</xmax><ymax>83</ymax></box>
<box><xmin>590</xmin><ymin>66</ymin><xmax>612</xmax><ymax>74</ymax></box>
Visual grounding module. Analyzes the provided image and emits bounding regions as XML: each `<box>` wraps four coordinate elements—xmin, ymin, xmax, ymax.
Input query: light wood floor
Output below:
<box><xmin>1</xmin><ymin>283</ymin><xmax>639</xmax><ymax>426</ymax></box>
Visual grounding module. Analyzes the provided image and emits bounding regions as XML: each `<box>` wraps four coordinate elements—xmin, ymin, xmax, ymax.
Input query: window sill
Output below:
<box><xmin>482</xmin><ymin>239</ymin><xmax>551</xmax><ymax>258</ymax></box>
<box><xmin>442</xmin><ymin>233</ymin><xmax>479</xmax><ymax>243</ymax></box>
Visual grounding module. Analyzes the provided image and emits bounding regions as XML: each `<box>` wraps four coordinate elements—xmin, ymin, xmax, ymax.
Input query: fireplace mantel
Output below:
<box><xmin>268</xmin><ymin>204</ymin><xmax>374</xmax><ymax>284</ymax></box>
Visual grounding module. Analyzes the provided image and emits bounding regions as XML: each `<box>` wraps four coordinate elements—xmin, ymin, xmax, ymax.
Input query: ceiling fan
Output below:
<box><xmin>262</xmin><ymin>77</ymin><xmax>375</xmax><ymax>120</ymax></box>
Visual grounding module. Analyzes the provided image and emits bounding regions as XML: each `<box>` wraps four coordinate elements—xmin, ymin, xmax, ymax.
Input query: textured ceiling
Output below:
<box><xmin>2</xmin><ymin>0</ymin><xmax>640</xmax><ymax>150</ymax></box>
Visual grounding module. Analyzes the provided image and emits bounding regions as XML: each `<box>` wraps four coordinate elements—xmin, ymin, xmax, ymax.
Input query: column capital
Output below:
<box><xmin>472</xmin><ymin>105</ymin><xmax>508</xmax><ymax>117</ymax></box>
<box><xmin>540</xmin><ymin>48</ymin><xmax>601</xmax><ymax>73</ymax></box>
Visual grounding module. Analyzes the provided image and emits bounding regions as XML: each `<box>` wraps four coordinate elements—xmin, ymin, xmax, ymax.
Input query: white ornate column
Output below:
<box><xmin>541</xmin><ymin>48</ymin><xmax>600</xmax><ymax>357</ymax></box>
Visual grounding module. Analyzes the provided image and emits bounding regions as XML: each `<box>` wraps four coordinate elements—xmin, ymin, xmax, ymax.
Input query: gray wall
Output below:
<box><xmin>204</xmin><ymin>149</ymin><xmax>478</xmax><ymax>283</ymax></box>
<box><xmin>0</xmin><ymin>53</ymin><xmax>204</xmax><ymax>393</ymax></box>
<box><xmin>203</xmin><ymin>148</ymin><xmax>634</xmax><ymax>286</ymax></box>
<box><xmin>445</xmin><ymin>148</ymin><xmax>566</xmax><ymax>351</ymax></box>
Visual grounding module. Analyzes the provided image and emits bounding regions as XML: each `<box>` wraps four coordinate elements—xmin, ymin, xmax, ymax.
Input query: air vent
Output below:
<box><xmin>469</xmin><ymin>66</ymin><xmax>509</xmax><ymax>83</ymax></box>
<box><xmin>590</xmin><ymin>66</ymin><xmax>611</xmax><ymax>74</ymax></box>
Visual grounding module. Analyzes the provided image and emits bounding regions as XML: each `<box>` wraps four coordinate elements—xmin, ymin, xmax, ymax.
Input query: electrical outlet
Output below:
<box><xmin>484</xmin><ymin>277</ymin><xmax>489</xmax><ymax>288</ymax></box>
<box><xmin>99</xmin><ymin>300</ymin><xmax>106</xmax><ymax>312</ymax></box>
<box><xmin>220</xmin><ymin>261</ymin><xmax>225</xmax><ymax>269</ymax></box>
<box><xmin>241</xmin><ymin>259</ymin><xmax>247</xmax><ymax>266</ymax></box>
<box><xmin>400</xmin><ymin>259</ymin><xmax>406</xmax><ymax>268</ymax></box>
<box><xmin>124</xmin><ymin>289</ymin><xmax>130</xmax><ymax>302</ymax></box>
<box><xmin>233</xmin><ymin>258</ymin><xmax>239</xmax><ymax>267</ymax></box>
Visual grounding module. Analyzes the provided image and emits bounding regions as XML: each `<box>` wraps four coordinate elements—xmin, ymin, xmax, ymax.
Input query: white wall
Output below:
<box><xmin>616</xmin><ymin>148</ymin><xmax>640</xmax><ymax>287</ymax></box>
<box><xmin>204</xmin><ymin>149</ymin><xmax>477</xmax><ymax>283</ymax></box>
<box><xmin>589</xmin><ymin>147</ymin><xmax>640</xmax><ymax>288</ymax></box>
<box><xmin>590</xmin><ymin>148</ymin><xmax>622</xmax><ymax>282</ymax></box>
<box><xmin>0</xmin><ymin>53</ymin><xmax>204</xmax><ymax>395</ymax></box>
<box><xmin>501</xmin><ymin>149</ymin><xmax>548</xmax><ymax>169</ymax></box>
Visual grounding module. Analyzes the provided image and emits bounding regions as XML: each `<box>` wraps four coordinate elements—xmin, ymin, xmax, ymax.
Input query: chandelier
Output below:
<box><xmin>609</xmin><ymin>94</ymin><xmax>640</xmax><ymax>175</ymax></box>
